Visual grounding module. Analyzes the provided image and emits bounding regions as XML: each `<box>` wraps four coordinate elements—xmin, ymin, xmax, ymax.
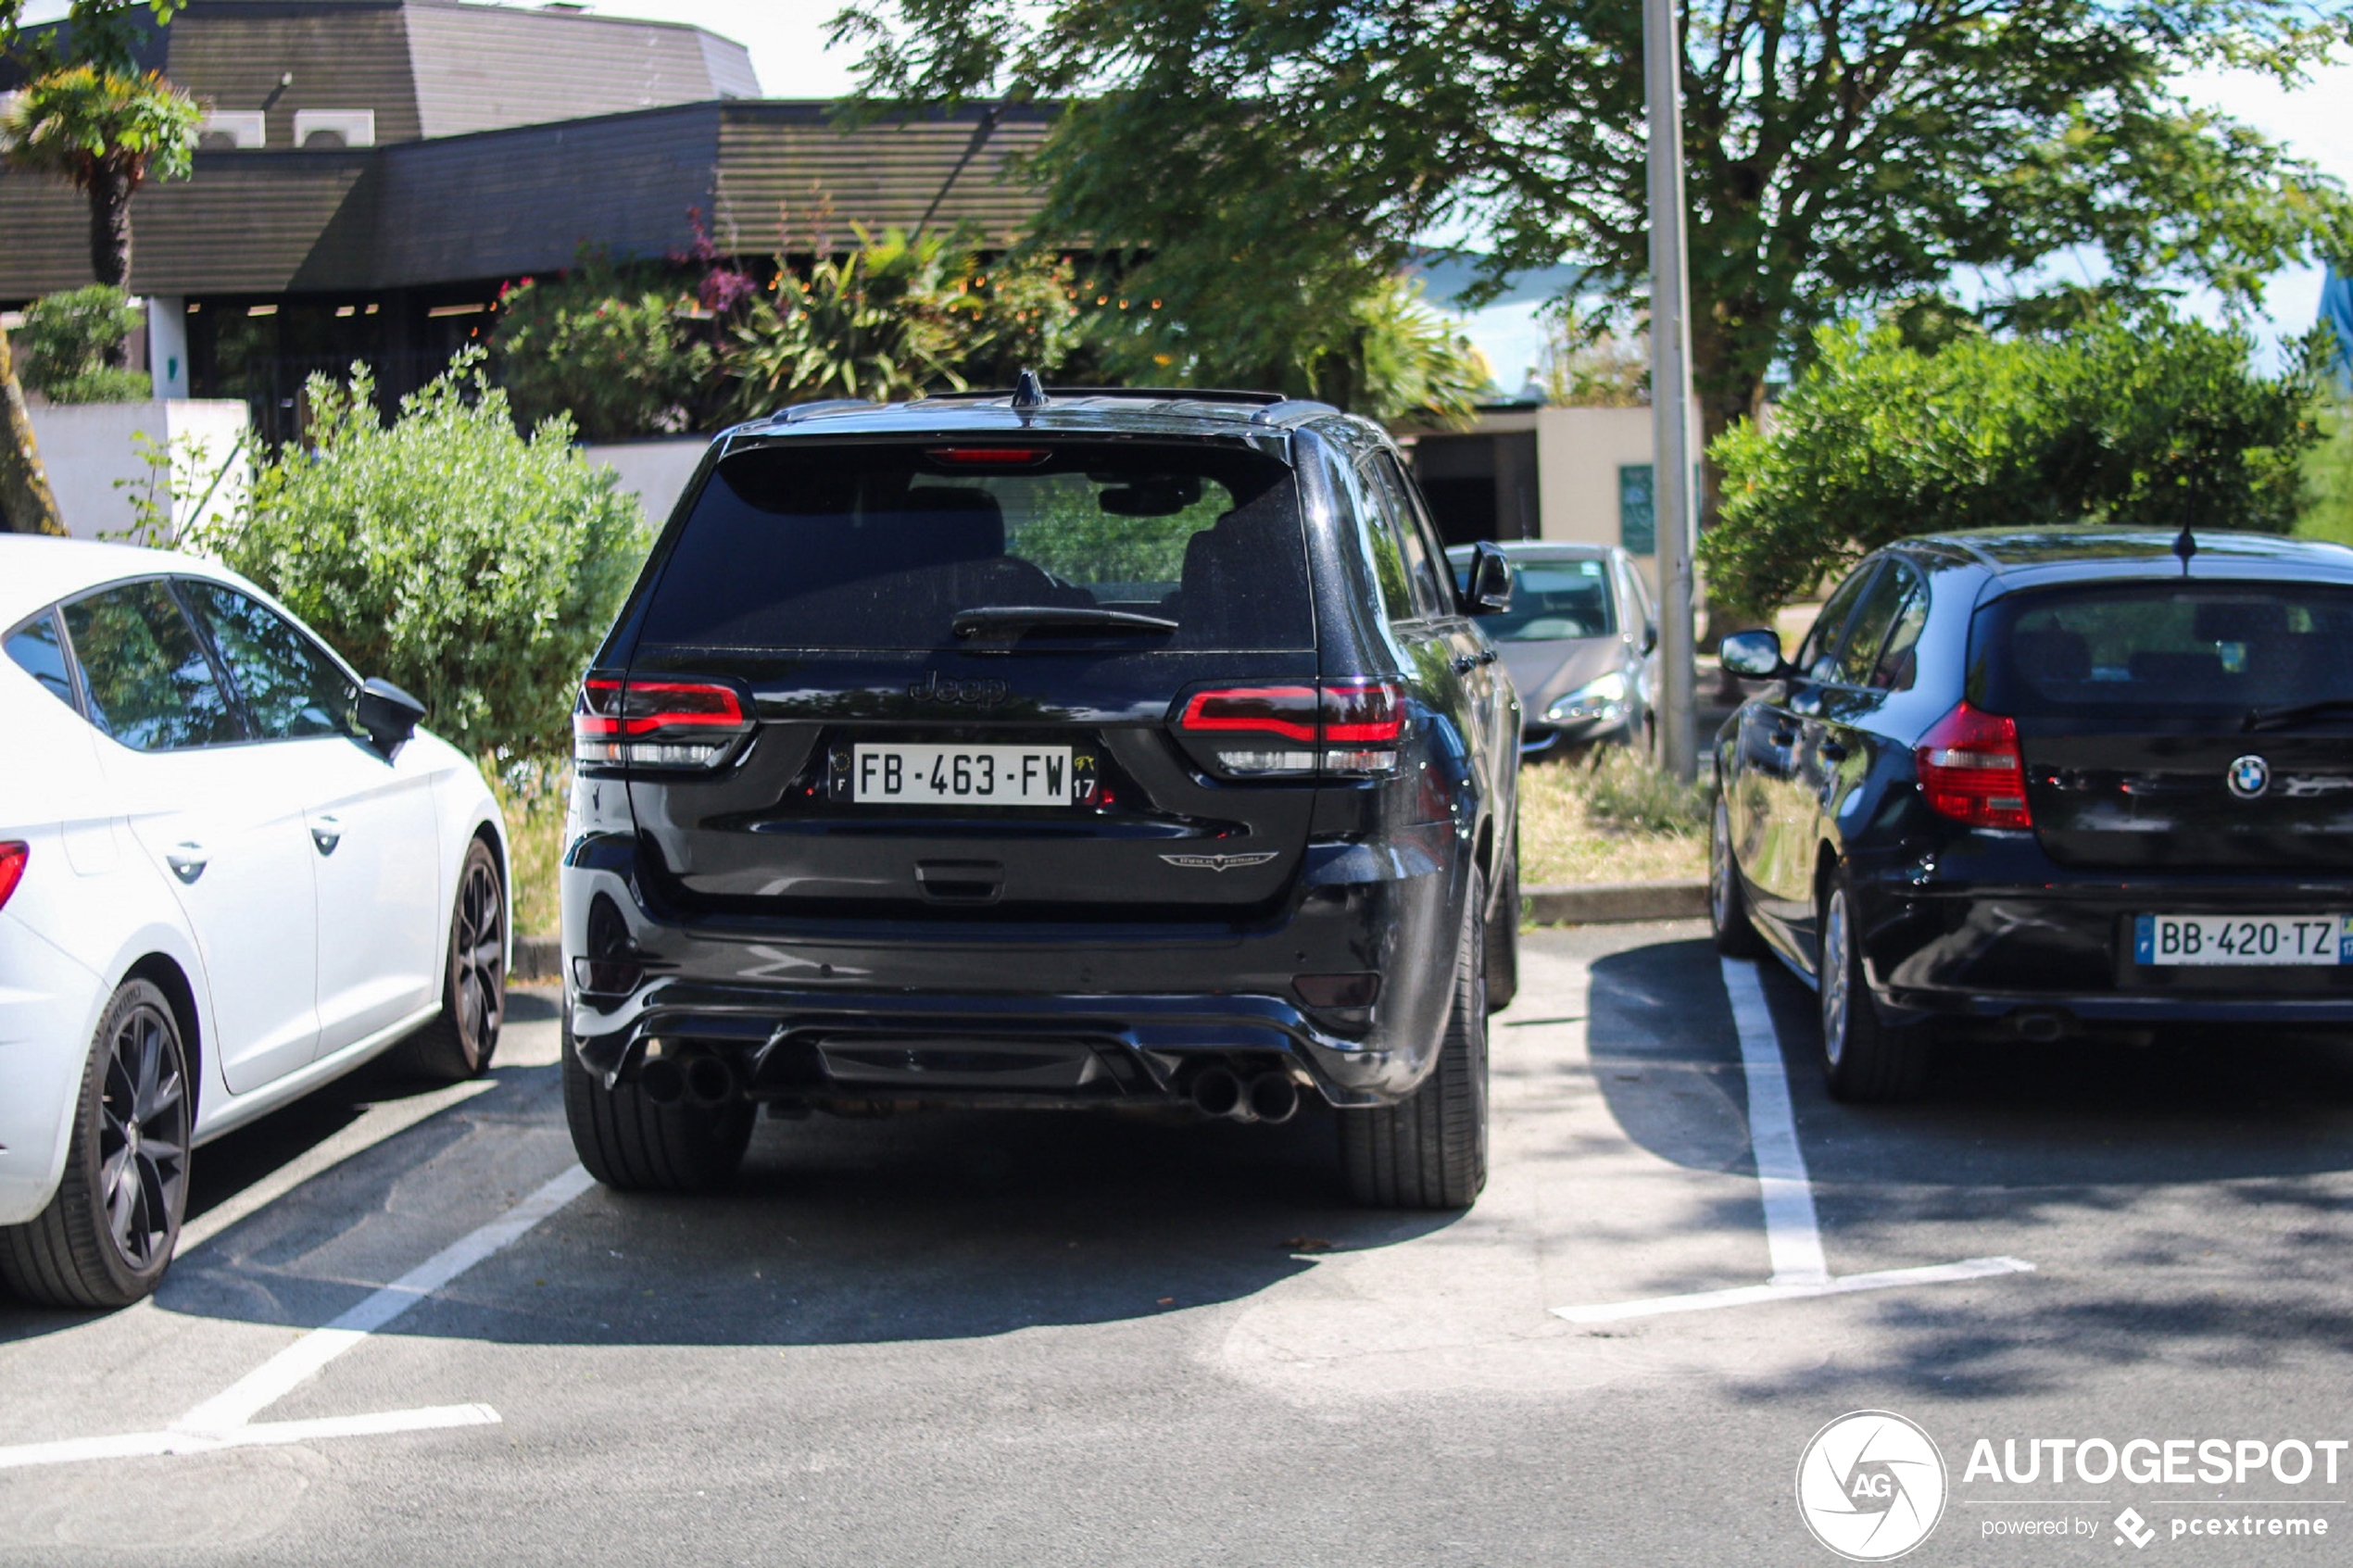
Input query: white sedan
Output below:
<box><xmin>0</xmin><ymin>538</ymin><xmax>509</xmax><ymax>1308</ymax></box>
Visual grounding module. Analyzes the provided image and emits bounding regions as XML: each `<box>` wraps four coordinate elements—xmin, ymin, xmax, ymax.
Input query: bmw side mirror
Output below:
<box><xmin>356</xmin><ymin>676</ymin><xmax>426</xmax><ymax>757</ymax></box>
<box><xmin>1466</xmin><ymin>542</ymin><xmax>1515</xmax><ymax>615</ymax></box>
<box><xmin>1718</xmin><ymin>629</ymin><xmax>1791</xmax><ymax>680</ymax></box>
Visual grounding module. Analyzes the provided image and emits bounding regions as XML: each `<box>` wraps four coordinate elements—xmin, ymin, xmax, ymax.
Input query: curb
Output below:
<box><xmin>1526</xmin><ymin>880</ymin><xmax>1708</xmax><ymax>925</ymax></box>
<box><xmin>514</xmin><ymin>933</ymin><xmax>560</xmax><ymax>983</ymax></box>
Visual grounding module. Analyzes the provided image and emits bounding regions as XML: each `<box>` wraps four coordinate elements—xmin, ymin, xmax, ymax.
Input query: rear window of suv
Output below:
<box><xmin>637</xmin><ymin>443</ymin><xmax>1314</xmax><ymax>651</ymax></box>
<box><xmin>1976</xmin><ymin>583</ymin><xmax>2353</xmax><ymax>715</ymax></box>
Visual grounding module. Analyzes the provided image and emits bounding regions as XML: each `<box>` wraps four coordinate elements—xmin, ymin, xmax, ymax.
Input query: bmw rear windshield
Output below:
<box><xmin>635</xmin><ymin>442</ymin><xmax>1315</xmax><ymax>652</ymax></box>
<box><xmin>1974</xmin><ymin>582</ymin><xmax>2353</xmax><ymax>716</ymax></box>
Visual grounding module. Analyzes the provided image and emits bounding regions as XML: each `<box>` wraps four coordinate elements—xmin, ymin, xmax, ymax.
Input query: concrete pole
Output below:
<box><xmin>1643</xmin><ymin>0</ymin><xmax>1699</xmax><ymax>781</ymax></box>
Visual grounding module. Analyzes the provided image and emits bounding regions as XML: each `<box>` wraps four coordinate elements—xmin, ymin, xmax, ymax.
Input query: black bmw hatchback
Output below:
<box><xmin>560</xmin><ymin>383</ymin><xmax>1523</xmax><ymax>1208</ymax></box>
<box><xmin>1712</xmin><ymin>528</ymin><xmax>2353</xmax><ymax>1102</ymax></box>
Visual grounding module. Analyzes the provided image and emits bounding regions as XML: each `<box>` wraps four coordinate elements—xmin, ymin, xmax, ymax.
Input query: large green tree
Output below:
<box><xmin>837</xmin><ymin>0</ymin><xmax>2352</xmax><ymax>466</ymax></box>
<box><xmin>0</xmin><ymin>0</ymin><xmax>185</xmax><ymax>533</ymax></box>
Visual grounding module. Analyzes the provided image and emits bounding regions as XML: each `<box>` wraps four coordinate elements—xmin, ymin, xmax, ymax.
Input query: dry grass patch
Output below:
<box><xmin>493</xmin><ymin>761</ymin><xmax>569</xmax><ymax>936</ymax></box>
<box><xmin>1518</xmin><ymin>747</ymin><xmax>1708</xmax><ymax>886</ymax></box>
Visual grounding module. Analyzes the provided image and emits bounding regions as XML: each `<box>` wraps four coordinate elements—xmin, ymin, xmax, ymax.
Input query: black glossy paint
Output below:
<box><xmin>1714</xmin><ymin>528</ymin><xmax>2353</xmax><ymax>1035</ymax></box>
<box><xmin>562</xmin><ymin>394</ymin><xmax>1520</xmax><ymax>1109</ymax></box>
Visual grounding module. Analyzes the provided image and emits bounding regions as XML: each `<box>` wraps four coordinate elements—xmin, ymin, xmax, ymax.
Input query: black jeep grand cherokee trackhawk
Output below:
<box><xmin>560</xmin><ymin>380</ymin><xmax>1523</xmax><ymax>1209</ymax></box>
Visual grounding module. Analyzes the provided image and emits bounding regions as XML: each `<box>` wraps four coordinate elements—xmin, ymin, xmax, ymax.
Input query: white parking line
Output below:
<box><xmin>1550</xmin><ymin>958</ymin><xmax>2033</xmax><ymax>1323</ymax></box>
<box><xmin>0</xmin><ymin>1163</ymin><xmax>594</xmax><ymax>1471</ymax></box>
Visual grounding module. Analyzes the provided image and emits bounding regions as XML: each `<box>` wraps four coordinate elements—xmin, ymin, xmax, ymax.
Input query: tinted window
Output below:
<box><xmin>1485</xmin><ymin>557</ymin><xmax>1617</xmax><ymax>642</ymax></box>
<box><xmin>1978</xmin><ymin>583</ymin><xmax>2353</xmax><ymax>716</ymax></box>
<box><xmin>182</xmin><ymin>583</ymin><xmax>355</xmax><ymax>741</ymax></box>
<box><xmin>5</xmin><ymin>609</ymin><xmax>76</xmax><ymax>711</ymax></box>
<box><xmin>1869</xmin><ymin>569</ymin><xmax>1928</xmax><ymax>691</ymax></box>
<box><xmin>1831</xmin><ymin>563</ymin><xmax>1912</xmax><ymax>685</ymax></box>
<box><xmin>63</xmin><ymin>582</ymin><xmax>242</xmax><ymax>750</ymax></box>
<box><xmin>640</xmin><ymin>444</ymin><xmax>1312</xmax><ymax>651</ymax></box>
<box><xmin>1372</xmin><ymin>453</ymin><xmax>1453</xmax><ymax>617</ymax></box>
<box><xmin>1797</xmin><ymin>564</ymin><xmax>1881</xmax><ymax>682</ymax></box>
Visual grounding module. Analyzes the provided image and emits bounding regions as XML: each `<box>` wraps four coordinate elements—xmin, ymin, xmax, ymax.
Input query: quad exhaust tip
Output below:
<box><xmin>1189</xmin><ymin>1065</ymin><xmax>1301</xmax><ymax>1125</ymax></box>
<box><xmin>639</xmin><ymin>1052</ymin><xmax>739</xmax><ymax>1109</ymax></box>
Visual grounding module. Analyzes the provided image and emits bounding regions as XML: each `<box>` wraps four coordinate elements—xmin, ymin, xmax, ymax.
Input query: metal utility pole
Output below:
<box><xmin>1642</xmin><ymin>0</ymin><xmax>1699</xmax><ymax>781</ymax></box>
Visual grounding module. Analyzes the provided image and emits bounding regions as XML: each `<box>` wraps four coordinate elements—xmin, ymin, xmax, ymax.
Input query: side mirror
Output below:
<box><xmin>1718</xmin><ymin>629</ymin><xmax>1791</xmax><ymax>680</ymax></box>
<box><xmin>1465</xmin><ymin>542</ymin><xmax>1515</xmax><ymax>615</ymax></box>
<box><xmin>356</xmin><ymin>676</ymin><xmax>426</xmax><ymax>756</ymax></box>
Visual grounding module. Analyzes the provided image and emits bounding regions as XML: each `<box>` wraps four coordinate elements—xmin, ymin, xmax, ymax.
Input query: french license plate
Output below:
<box><xmin>852</xmin><ymin>744</ymin><xmax>1075</xmax><ymax>805</ymax></box>
<box><xmin>2133</xmin><ymin>914</ymin><xmax>2353</xmax><ymax>967</ymax></box>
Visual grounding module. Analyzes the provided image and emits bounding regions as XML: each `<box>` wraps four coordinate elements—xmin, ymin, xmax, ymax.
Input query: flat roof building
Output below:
<box><xmin>0</xmin><ymin>0</ymin><xmax>1049</xmax><ymax>434</ymax></box>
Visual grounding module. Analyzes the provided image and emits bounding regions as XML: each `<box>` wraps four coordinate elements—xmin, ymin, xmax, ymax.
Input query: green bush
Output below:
<box><xmin>196</xmin><ymin>351</ymin><xmax>647</xmax><ymax>760</ymax></box>
<box><xmin>16</xmin><ymin>284</ymin><xmax>148</xmax><ymax>403</ymax></box>
<box><xmin>492</xmin><ymin>259</ymin><xmax>718</xmax><ymax>442</ymax></box>
<box><xmin>1702</xmin><ymin>311</ymin><xmax>2319</xmax><ymax>621</ymax></box>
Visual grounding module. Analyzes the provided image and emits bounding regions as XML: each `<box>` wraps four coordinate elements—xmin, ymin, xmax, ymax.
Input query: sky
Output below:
<box><xmin>24</xmin><ymin>0</ymin><xmax>2351</xmax><ymax>382</ymax></box>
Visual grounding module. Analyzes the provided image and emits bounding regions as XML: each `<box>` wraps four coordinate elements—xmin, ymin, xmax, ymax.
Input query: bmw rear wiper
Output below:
<box><xmin>951</xmin><ymin>605</ymin><xmax>1179</xmax><ymax>641</ymax></box>
<box><xmin>2243</xmin><ymin>698</ymin><xmax>2353</xmax><ymax>733</ymax></box>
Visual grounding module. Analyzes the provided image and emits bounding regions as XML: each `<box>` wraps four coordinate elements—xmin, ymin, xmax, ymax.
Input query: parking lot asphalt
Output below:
<box><xmin>6</xmin><ymin>922</ymin><xmax>2353</xmax><ymax>1565</ymax></box>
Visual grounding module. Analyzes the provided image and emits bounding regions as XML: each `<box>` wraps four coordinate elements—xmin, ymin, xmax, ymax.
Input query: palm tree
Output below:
<box><xmin>2</xmin><ymin>66</ymin><xmax>200</xmax><ymax>294</ymax></box>
<box><xmin>0</xmin><ymin>323</ymin><xmax>66</xmax><ymax>534</ymax></box>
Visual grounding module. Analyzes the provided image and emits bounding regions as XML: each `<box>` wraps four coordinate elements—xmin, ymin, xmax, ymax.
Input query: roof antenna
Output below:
<box><xmin>1011</xmin><ymin>369</ymin><xmax>1048</xmax><ymax>411</ymax></box>
<box><xmin>2172</xmin><ymin>524</ymin><xmax>2197</xmax><ymax>577</ymax></box>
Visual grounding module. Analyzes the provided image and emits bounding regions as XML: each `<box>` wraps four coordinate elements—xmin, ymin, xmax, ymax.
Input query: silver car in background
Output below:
<box><xmin>1447</xmin><ymin>542</ymin><xmax>1658</xmax><ymax>759</ymax></box>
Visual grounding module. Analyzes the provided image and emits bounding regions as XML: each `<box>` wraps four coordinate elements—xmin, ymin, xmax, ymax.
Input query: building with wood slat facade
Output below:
<box><xmin>0</xmin><ymin>0</ymin><xmax>1051</xmax><ymax>434</ymax></box>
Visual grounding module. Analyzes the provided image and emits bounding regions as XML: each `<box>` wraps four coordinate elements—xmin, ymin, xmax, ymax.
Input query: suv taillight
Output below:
<box><xmin>1915</xmin><ymin>701</ymin><xmax>2032</xmax><ymax>828</ymax></box>
<box><xmin>573</xmin><ymin>677</ymin><xmax>753</xmax><ymax>770</ymax></box>
<box><xmin>1174</xmin><ymin>680</ymin><xmax>1406</xmax><ymax>777</ymax></box>
<box><xmin>0</xmin><ymin>843</ymin><xmax>25</xmax><ymax>911</ymax></box>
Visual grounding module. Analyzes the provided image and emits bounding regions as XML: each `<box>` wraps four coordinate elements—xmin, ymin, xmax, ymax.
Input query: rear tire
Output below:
<box><xmin>1485</xmin><ymin>828</ymin><xmax>1520</xmax><ymax>1012</ymax></box>
<box><xmin>397</xmin><ymin>837</ymin><xmax>506</xmax><ymax>1083</ymax></box>
<box><xmin>1818</xmin><ymin>872</ymin><xmax>1930</xmax><ymax>1103</ymax></box>
<box><xmin>1709</xmin><ymin>794</ymin><xmax>1768</xmax><ymax>958</ymax></box>
<box><xmin>0</xmin><ymin>980</ymin><xmax>191</xmax><ymax>1309</ymax></box>
<box><xmin>1340</xmin><ymin>873</ymin><xmax>1490</xmax><ymax>1209</ymax></box>
<box><xmin>562</xmin><ymin>1012</ymin><xmax>752</xmax><ymax>1192</ymax></box>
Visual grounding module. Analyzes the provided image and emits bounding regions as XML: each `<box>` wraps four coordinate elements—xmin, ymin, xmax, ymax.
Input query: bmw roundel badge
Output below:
<box><xmin>2227</xmin><ymin>754</ymin><xmax>2271</xmax><ymax>800</ymax></box>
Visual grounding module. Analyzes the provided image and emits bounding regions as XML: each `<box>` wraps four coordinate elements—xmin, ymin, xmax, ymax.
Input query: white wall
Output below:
<box><xmin>583</xmin><ymin>437</ymin><xmax>709</xmax><ymax>529</ymax></box>
<box><xmin>24</xmin><ymin>399</ymin><xmax>250</xmax><ymax>543</ymax></box>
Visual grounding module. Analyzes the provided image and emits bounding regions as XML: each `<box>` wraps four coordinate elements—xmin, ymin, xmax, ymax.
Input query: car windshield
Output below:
<box><xmin>1976</xmin><ymin>583</ymin><xmax>2353</xmax><ymax>715</ymax></box>
<box><xmin>637</xmin><ymin>443</ymin><xmax>1313</xmax><ymax>652</ymax></box>
<box><xmin>1453</xmin><ymin>555</ymin><xmax>1617</xmax><ymax>642</ymax></box>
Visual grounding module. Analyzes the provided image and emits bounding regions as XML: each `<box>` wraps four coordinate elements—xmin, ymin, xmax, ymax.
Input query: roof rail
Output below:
<box><xmin>912</xmin><ymin>385</ymin><xmax>1289</xmax><ymax>407</ymax></box>
<box><xmin>774</xmin><ymin>398</ymin><xmax>875</xmax><ymax>423</ymax></box>
<box><xmin>1251</xmin><ymin>398</ymin><xmax>1341</xmax><ymax>426</ymax></box>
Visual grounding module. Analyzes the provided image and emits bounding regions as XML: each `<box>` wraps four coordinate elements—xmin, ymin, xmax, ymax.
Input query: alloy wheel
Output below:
<box><xmin>98</xmin><ymin>999</ymin><xmax>188</xmax><ymax>1272</ymax></box>
<box><xmin>1819</xmin><ymin>888</ymin><xmax>1852</xmax><ymax>1067</ymax></box>
<box><xmin>453</xmin><ymin>855</ymin><xmax>506</xmax><ymax>1060</ymax></box>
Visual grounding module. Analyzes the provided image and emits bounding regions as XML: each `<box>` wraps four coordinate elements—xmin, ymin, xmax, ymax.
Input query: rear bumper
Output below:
<box><xmin>1851</xmin><ymin>855</ymin><xmax>2353</xmax><ymax>1028</ymax></box>
<box><xmin>562</xmin><ymin>832</ymin><xmax>1466</xmax><ymax>1107</ymax></box>
<box><xmin>0</xmin><ymin>910</ymin><xmax>105</xmax><ymax>1226</ymax></box>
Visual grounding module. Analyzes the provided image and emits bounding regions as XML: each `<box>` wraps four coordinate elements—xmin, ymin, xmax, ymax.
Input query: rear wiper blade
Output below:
<box><xmin>2244</xmin><ymin>698</ymin><xmax>2353</xmax><ymax>733</ymax></box>
<box><xmin>951</xmin><ymin>605</ymin><xmax>1178</xmax><ymax>640</ymax></box>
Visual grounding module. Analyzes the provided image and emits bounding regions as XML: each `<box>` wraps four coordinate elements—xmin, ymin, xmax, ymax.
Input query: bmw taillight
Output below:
<box><xmin>1915</xmin><ymin>701</ymin><xmax>2032</xmax><ymax>828</ymax></box>
<box><xmin>573</xmin><ymin>677</ymin><xmax>753</xmax><ymax>770</ymax></box>
<box><xmin>0</xmin><ymin>843</ymin><xmax>25</xmax><ymax>911</ymax></box>
<box><xmin>1173</xmin><ymin>681</ymin><xmax>1406</xmax><ymax>778</ymax></box>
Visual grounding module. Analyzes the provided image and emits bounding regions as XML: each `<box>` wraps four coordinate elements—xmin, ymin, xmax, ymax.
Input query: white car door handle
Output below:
<box><xmin>165</xmin><ymin>843</ymin><xmax>209</xmax><ymax>884</ymax></box>
<box><xmin>310</xmin><ymin>816</ymin><xmax>342</xmax><ymax>856</ymax></box>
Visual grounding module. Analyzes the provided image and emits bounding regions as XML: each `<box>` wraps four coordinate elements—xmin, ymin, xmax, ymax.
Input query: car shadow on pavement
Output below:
<box><xmin>2</xmin><ymin>982</ymin><xmax>1455</xmax><ymax>1344</ymax></box>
